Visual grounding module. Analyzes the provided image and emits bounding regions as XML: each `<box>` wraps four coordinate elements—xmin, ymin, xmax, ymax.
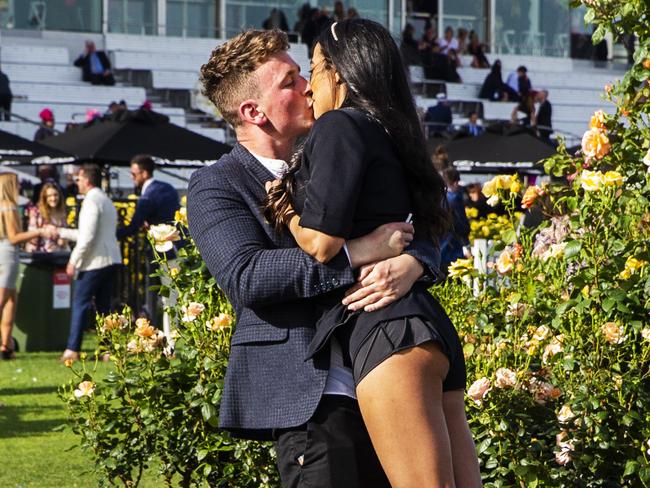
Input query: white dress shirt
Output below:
<box><xmin>251</xmin><ymin>151</ymin><xmax>357</xmax><ymax>399</ymax></box>
<box><xmin>59</xmin><ymin>187</ymin><xmax>122</xmax><ymax>271</ymax></box>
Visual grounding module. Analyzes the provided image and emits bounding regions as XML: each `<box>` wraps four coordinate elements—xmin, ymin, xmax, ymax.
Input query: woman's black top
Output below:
<box><xmin>293</xmin><ymin>108</ymin><xmax>458</xmax><ymax>364</ymax></box>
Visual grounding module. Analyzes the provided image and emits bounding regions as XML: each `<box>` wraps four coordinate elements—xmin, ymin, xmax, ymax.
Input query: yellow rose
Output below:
<box><xmin>581</xmin><ymin>128</ymin><xmax>610</xmax><ymax>160</ymax></box>
<box><xmin>135</xmin><ymin>318</ymin><xmax>156</xmax><ymax>338</ymax></box>
<box><xmin>510</xmin><ymin>180</ymin><xmax>522</xmax><ymax>194</ymax></box>
<box><xmin>207</xmin><ymin>313</ymin><xmax>233</xmax><ymax>331</ymax></box>
<box><xmin>174</xmin><ymin>207</ymin><xmax>188</xmax><ymax>227</ymax></box>
<box><xmin>588</xmin><ymin>109</ymin><xmax>606</xmax><ymax>130</ymax></box>
<box><xmin>447</xmin><ymin>258</ymin><xmax>474</xmax><ymax>279</ymax></box>
<box><xmin>170</xmin><ymin>267</ymin><xmax>180</xmax><ymax>278</ymax></box>
<box><xmin>626</xmin><ymin>256</ymin><xmax>646</xmax><ymax>271</ymax></box>
<box><xmin>602</xmin><ymin>171</ymin><xmax>623</xmax><ymax>187</ymax></box>
<box><xmin>482</xmin><ymin>178</ymin><xmax>498</xmax><ymax>198</ymax></box>
<box><xmin>465</xmin><ymin>207</ymin><xmax>479</xmax><ymax>219</ymax></box>
<box><xmin>643</xmin><ymin>148</ymin><xmax>650</xmax><ymax>172</ymax></box>
<box><xmin>601</xmin><ymin>322</ymin><xmax>626</xmax><ymax>344</ymax></box>
<box><xmin>74</xmin><ymin>380</ymin><xmax>95</xmax><ymax>398</ymax></box>
<box><xmin>580</xmin><ymin>169</ymin><xmax>604</xmax><ymax>192</ymax></box>
<box><xmin>496</xmin><ymin>250</ymin><xmax>514</xmax><ymax>274</ymax></box>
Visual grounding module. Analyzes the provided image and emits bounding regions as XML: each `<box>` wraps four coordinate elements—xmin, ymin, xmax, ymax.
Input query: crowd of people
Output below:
<box><xmin>0</xmin><ymin>155</ymin><xmax>180</xmax><ymax>361</ymax></box>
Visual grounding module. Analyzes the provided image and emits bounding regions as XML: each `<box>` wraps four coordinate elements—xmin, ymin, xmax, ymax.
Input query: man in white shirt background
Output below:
<box><xmin>59</xmin><ymin>164</ymin><xmax>122</xmax><ymax>361</ymax></box>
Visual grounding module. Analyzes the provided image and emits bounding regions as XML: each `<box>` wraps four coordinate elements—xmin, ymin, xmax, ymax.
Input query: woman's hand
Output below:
<box><xmin>40</xmin><ymin>225</ymin><xmax>59</xmax><ymax>240</ymax></box>
<box><xmin>346</xmin><ymin>222</ymin><xmax>414</xmax><ymax>268</ymax></box>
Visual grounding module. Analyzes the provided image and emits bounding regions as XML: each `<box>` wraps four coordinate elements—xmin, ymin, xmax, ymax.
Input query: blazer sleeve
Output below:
<box><xmin>99</xmin><ymin>51</ymin><xmax>112</xmax><ymax>71</ymax></box>
<box><xmin>68</xmin><ymin>195</ymin><xmax>100</xmax><ymax>268</ymax></box>
<box><xmin>117</xmin><ymin>195</ymin><xmax>154</xmax><ymax>240</ymax></box>
<box><xmin>187</xmin><ymin>168</ymin><xmax>356</xmax><ymax>309</ymax></box>
<box><xmin>73</xmin><ymin>54</ymin><xmax>85</xmax><ymax>67</ymax></box>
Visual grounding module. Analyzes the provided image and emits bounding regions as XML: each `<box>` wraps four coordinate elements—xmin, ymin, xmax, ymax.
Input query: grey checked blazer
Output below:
<box><xmin>188</xmin><ymin>143</ymin><xmax>440</xmax><ymax>440</ymax></box>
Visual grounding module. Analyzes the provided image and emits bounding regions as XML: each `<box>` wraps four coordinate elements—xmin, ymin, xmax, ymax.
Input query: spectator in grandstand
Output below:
<box><xmin>333</xmin><ymin>1</ymin><xmax>346</xmax><ymax>21</ymax></box>
<box><xmin>456</xmin><ymin>28</ymin><xmax>469</xmax><ymax>55</ymax></box>
<box><xmin>534</xmin><ymin>90</ymin><xmax>553</xmax><ymax>142</ymax></box>
<box><xmin>293</xmin><ymin>3</ymin><xmax>312</xmax><ymax>34</ymax></box>
<box><xmin>440</xmin><ymin>168</ymin><xmax>470</xmax><ymax>271</ymax></box>
<box><xmin>401</xmin><ymin>23</ymin><xmax>421</xmax><ymax>66</ymax></box>
<box><xmin>262</xmin><ymin>8</ymin><xmax>289</xmax><ymax>31</ymax></box>
<box><xmin>0</xmin><ymin>67</ymin><xmax>12</xmax><ymax>121</ymax></box>
<box><xmin>301</xmin><ymin>7</ymin><xmax>332</xmax><ymax>57</ymax></box>
<box><xmin>347</xmin><ymin>7</ymin><xmax>359</xmax><ymax>19</ymax></box>
<box><xmin>33</xmin><ymin>108</ymin><xmax>56</xmax><ymax>142</ymax></box>
<box><xmin>424</xmin><ymin>92</ymin><xmax>453</xmax><ymax>136</ymax></box>
<box><xmin>25</xmin><ymin>182</ymin><xmax>69</xmax><ymax>253</ymax></box>
<box><xmin>479</xmin><ymin>60</ymin><xmax>507</xmax><ymax>100</ymax></box>
<box><xmin>511</xmin><ymin>91</ymin><xmax>536</xmax><ymax>127</ymax></box>
<box><xmin>438</xmin><ymin>26</ymin><xmax>459</xmax><ymax>55</ymax></box>
<box><xmin>463</xmin><ymin>111</ymin><xmax>484</xmax><ymax>136</ymax></box>
<box><xmin>446</xmin><ymin>49</ymin><xmax>462</xmax><ymax>82</ymax></box>
<box><xmin>420</xmin><ymin>25</ymin><xmax>437</xmax><ymax>51</ymax></box>
<box><xmin>422</xmin><ymin>43</ymin><xmax>450</xmax><ymax>80</ymax></box>
<box><xmin>468</xmin><ymin>31</ymin><xmax>490</xmax><ymax>68</ymax></box>
<box><xmin>506</xmin><ymin>65</ymin><xmax>532</xmax><ymax>102</ymax></box>
<box><xmin>73</xmin><ymin>40</ymin><xmax>115</xmax><ymax>86</ymax></box>
<box><xmin>58</xmin><ymin>164</ymin><xmax>121</xmax><ymax>362</ymax></box>
<box><xmin>31</xmin><ymin>164</ymin><xmax>59</xmax><ymax>205</ymax></box>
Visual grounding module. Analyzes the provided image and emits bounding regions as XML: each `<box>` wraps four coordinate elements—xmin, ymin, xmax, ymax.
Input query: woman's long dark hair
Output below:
<box><xmin>265</xmin><ymin>18</ymin><xmax>450</xmax><ymax>240</ymax></box>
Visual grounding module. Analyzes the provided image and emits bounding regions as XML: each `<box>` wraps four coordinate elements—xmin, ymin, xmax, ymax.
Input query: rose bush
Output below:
<box><xmin>60</xmin><ymin>213</ymin><xmax>277</xmax><ymax>487</ymax></box>
<box><xmin>434</xmin><ymin>1</ymin><xmax>650</xmax><ymax>484</ymax></box>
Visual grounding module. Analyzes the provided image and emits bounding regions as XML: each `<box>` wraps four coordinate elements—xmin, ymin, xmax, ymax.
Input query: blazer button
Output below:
<box><xmin>331</xmin><ymin>278</ymin><xmax>339</xmax><ymax>286</ymax></box>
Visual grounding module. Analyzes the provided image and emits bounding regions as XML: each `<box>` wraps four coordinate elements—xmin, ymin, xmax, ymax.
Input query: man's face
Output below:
<box><xmin>76</xmin><ymin>170</ymin><xmax>90</xmax><ymax>195</ymax></box>
<box><xmin>130</xmin><ymin>163</ymin><xmax>148</xmax><ymax>189</ymax></box>
<box><xmin>469</xmin><ymin>113</ymin><xmax>478</xmax><ymax>124</ymax></box>
<box><xmin>254</xmin><ymin>52</ymin><xmax>314</xmax><ymax>140</ymax></box>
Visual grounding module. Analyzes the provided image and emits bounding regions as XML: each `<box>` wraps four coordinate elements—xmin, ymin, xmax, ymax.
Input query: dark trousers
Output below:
<box><xmin>0</xmin><ymin>94</ymin><xmax>11</xmax><ymax>121</ymax></box>
<box><xmin>66</xmin><ymin>264</ymin><xmax>117</xmax><ymax>351</ymax></box>
<box><xmin>275</xmin><ymin>395</ymin><xmax>390</xmax><ymax>488</ymax></box>
<box><xmin>87</xmin><ymin>73</ymin><xmax>115</xmax><ymax>86</ymax></box>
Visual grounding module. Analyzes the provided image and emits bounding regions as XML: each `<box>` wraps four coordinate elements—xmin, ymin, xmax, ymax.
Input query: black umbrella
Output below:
<box><xmin>0</xmin><ymin>128</ymin><xmax>74</xmax><ymax>165</ymax></box>
<box><xmin>40</xmin><ymin>109</ymin><xmax>231</xmax><ymax>167</ymax></box>
<box><xmin>444</xmin><ymin>125</ymin><xmax>556</xmax><ymax>174</ymax></box>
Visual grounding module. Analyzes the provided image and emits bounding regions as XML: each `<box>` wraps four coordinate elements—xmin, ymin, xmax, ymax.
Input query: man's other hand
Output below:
<box><xmin>341</xmin><ymin>254</ymin><xmax>424</xmax><ymax>312</ymax></box>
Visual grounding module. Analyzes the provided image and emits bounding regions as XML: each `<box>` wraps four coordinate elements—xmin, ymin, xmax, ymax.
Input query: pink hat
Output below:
<box><xmin>39</xmin><ymin>108</ymin><xmax>54</xmax><ymax>122</ymax></box>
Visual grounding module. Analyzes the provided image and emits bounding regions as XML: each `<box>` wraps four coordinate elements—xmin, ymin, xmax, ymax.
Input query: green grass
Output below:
<box><xmin>0</xmin><ymin>336</ymin><xmax>162</xmax><ymax>487</ymax></box>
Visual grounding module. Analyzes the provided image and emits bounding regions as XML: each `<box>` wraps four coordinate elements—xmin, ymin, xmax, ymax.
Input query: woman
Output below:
<box><xmin>266</xmin><ymin>19</ymin><xmax>481</xmax><ymax>487</ymax></box>
<box><xmin>468</xmin><ymin>31</ymin><xmax>490</xmax><ymax>68</ymax></box>
<box><xmin>0</xmin><ymin>173</ymin><xmax>57</xmax><ymax>359</ymax></box>
<box><xmin>25</xmin><ymin>182</ymin><xmax>69</xmax><ymax>252</ymax></box>
<box><xmin>479</xmin><ymin>59</ymin><xmax>509</xmax><ymax>100</ymax></box>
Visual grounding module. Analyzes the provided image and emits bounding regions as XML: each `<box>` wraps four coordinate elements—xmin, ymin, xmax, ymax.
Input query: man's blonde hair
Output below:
<box><xmin>200</xmin><ymin>30</ymin><xmax>289</xmax><ymax>127</ymax></box>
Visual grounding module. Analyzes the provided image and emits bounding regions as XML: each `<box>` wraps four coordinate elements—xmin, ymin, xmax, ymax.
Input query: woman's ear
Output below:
<box><xmin>333</xmin><ymin>72</ymin><xmax>348</xmax><ymax>108</ymax></box>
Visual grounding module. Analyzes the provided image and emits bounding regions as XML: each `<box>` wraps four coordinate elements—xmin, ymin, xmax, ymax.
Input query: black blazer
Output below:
<box><xmin>188</xmin><ymin>144</ymin><xmax>439</xmax><ymax>439</ymax></box>
<box><xmin>74</xmin><ymin>51</ymin><xmax>112</xmax><ymax>82</ymax></box>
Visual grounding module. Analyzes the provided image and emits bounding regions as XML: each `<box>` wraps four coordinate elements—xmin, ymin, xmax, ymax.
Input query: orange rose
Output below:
<box><xmin>581</xmin><ymin>128</ymin><xmax>610</xmax><ymax>160</ymax></box>
<box><xmin>588</xmin><ymin>110</ymin><xmax>606</xmax><ymax>130</ymax></box>
<box><xmin>521</xmin><ymin>185</ymin><xmax>542</xmax><ymax>209</ymax></box>
<box><xmin>643</xmin><ymin>58</ymin><xmax>650</xmax><ymax>69</ymax></box>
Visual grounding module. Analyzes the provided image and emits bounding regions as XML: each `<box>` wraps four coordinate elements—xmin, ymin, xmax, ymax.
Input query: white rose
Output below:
<box><xmin>148</xmin><ymin>224</ymin><xmax>180</xmax><ymax>252</ymax></box>
<box><xmin>494</xmin><ymin>368</ymin><xmax>517</xmax><ymax>389</ymax></box>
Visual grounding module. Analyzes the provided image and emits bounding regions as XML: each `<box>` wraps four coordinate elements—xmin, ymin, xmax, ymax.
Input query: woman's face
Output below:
<box><xmin>44</xmin><ymin>188</ymin><xmax>60</xmax><ymax>208</ymax></box>
<box><xmin>309</xmin><ymin>43</ymin><xmax>345</xmax><ymax>119</ymax></box>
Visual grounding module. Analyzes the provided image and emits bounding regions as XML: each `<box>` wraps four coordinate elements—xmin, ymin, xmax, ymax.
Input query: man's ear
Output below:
<box><xmin>239</xmin><ymin>100</ymin><xmax>266</xmax><ymax>126</ymax></box>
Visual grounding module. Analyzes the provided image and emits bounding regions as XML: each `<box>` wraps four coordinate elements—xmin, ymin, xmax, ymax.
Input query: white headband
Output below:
<box><xmin>330</xmin><ymin>22</ymin><xmax>339</xmax><ymax>41</ymax></box>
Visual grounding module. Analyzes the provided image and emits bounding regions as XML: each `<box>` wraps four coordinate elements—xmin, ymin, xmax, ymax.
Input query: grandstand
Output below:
<box><xmin>0</xmin><ymin>29</ymin><xmax>626</xmax><ymax>147</ymax></box>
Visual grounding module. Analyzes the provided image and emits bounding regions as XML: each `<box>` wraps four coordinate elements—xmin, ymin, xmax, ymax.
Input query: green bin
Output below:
<box><xmin>13</xmin><ymin>252</ymin><xmax>72</xmax><ymax>352</ymax></box>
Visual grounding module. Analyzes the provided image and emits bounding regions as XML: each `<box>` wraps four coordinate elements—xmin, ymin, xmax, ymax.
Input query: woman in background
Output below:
<box><xmin>0</xmin><ymin>173</ymin><xmax>57</xmax><ymax>359</ymax></box>
<box><xmin>25</xmin><ymin>182</ymin><xmax>69</xmax><ymax>252</ymax></box>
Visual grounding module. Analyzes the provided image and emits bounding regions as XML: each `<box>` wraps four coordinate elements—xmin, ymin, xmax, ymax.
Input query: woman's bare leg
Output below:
<box><xmin>0</xmin><ymin>288</ymin><xmax>16</xmax><ymax>351</ymax></box>
<box><xmin>443</xmin><ymin>390</ymin><xmax>482</xmax><ymax>487</ymax></box>
<box><xmin>356</xmin><ymin>342</ymin><xmax>455</xmax><ymax>488</ymax></box>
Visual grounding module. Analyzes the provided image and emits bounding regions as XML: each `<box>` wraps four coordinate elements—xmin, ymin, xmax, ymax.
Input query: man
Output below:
<box><xmin>59</xmin><ymin>164</ymin><xmax>122</xmax><ymax>361</ymax></box>
<box><xmin>464</xmin><ymin>111</ymin><xmax>484</xmax><ymax>137</ymax></box>
<box><xmin>188</xmin><ymin>30</ymin><xmax>439</xmax><ymax>487</ymax></box>
<box><xmin>535</xmin><ymin>90</ymin><xmax>553</xmax><ymax>142</ymax></box>
<box><xmin>0</xmin><ymin>66</ymin><xmax>12</xmax><ymax>121</ymax></box>
<box><xmin>74</xmin><ymin>40</ymin><xmax>115</xmax><ymax>86</ymax></box>
<box><xmin>440</xmin><ymin>168</ymin><xmax>470</xmax><ymax>270</ymax></box>
<box><xmin>505</xmin><ymin>65</ymin><xmax>530</xmax><ymax>102</ymax></box>
<box><xmin>424</xmin><ymin>92</ymin><xmax>453</xmax><ymax>136</ymax></box>
<box><xmin>117</xmin><ymin>154</ymin><xmax>180</xmax><ymax>334</ymax></box>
